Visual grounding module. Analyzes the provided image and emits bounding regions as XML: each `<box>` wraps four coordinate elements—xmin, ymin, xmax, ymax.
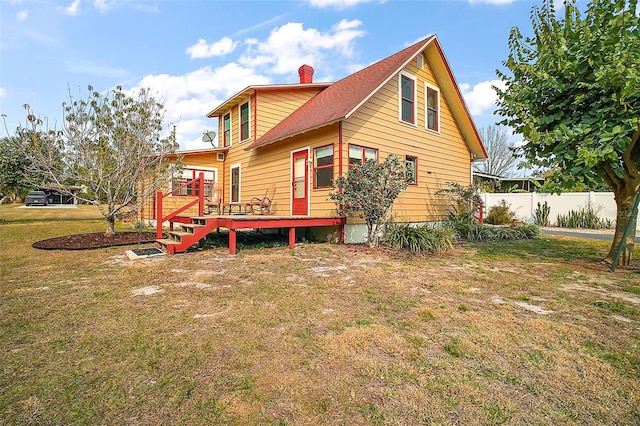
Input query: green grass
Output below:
<box><xmin>1</xmin><ymin>204</ymin><xmax>640</xmax><ymax>424</ymax></box>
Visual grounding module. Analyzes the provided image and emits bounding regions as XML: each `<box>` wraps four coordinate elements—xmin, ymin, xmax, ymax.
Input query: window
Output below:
<box><xmin>405</xmin><ymin>156</ymin><xmax>417</xmax><ymax>185</ymax></box>
<box><xmin>240</xmin><ymin>101</ymin><xmax>250</xmax><ymax>142</ymax></box>
<box><xmin>399</xmin><ymin>73</ymin><xmax>416</xmax><ymax>125</ymax></box>
<box><xmin>349</xmin><ymin>145</ymin><xmax>377</xmax><ymax>166</ymax></box>
<box><xmin>230</xmin><ymin>165</ymin><xmax>241</xmax><ymax>203</ymax></box>
<box><xmin>172</xmin><ymin>168</ymin><xmax>217</xmax><ymax>197</ymax></box>
<box><xmin>223</xmin><ymin>112</ymin><xmax>231</xmax><ymax>147</ymax></box>
<box><xmin>426</xmin><ymin>85</ymin><xmax>440</xmax><ymax>132</ymax></box>
<box><xmin>313</xmin><ymin>145</ymin><xmax>333</xmax><ymax>188</ymax></box>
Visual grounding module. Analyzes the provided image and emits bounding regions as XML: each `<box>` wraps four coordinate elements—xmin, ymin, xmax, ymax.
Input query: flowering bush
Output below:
<box><xmin>330</xmin><ymin>154</ymin><xmax>408</xmax><ymax>247</ymax></box>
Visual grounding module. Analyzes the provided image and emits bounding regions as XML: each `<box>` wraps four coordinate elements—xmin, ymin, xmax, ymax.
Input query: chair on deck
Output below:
<box><xmin>204</xmin><ymin>183</ymin><xmax>221</xmax><ymax>215</ymax></box>
<box><xmin>245</xmin><ymin>184</ymin><xmax>276</xmax><ymax>215</ymax></box>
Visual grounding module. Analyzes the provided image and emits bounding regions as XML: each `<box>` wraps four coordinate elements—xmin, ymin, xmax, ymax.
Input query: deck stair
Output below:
<box><xmin>157</xmin><ymin>216</ymin><xmax>218</xmax><ymax>254</ymax></box>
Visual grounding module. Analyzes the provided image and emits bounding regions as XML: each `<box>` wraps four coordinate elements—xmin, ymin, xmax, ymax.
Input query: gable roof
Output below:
<box><xmin>245</xmin><ymin>35</ymin><xmax>487</xmax><ymax>159</ymax></box>
<box><xmin>206</xmin><ymin>83</ymin><xmax>331</xmax><ymax>119</ymax></box>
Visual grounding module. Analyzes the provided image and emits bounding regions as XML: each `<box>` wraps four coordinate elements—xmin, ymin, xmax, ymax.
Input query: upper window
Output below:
<box><xmin>230</xmin><ymin>164</ymin><xmax>241</xmax><ymax>203</ymax></box>
<box><xmin>313</xmin><ymin>145</ymin><xmax>333</xmax><ymax>188</ymax></box>
<box><xmin>172</xmin><ymin>168</ymin><xmax>217</xmax><ymax>197</ymax></box>
<box><xmin>399</xmin><ymin>73</ymin><xmax>417</xmax><ymax>125</ymax></box>
<box><xmin>223</xmin><ymin>112</ymin><xmax>232</xmax><ymax>147</ymax></box>
<box><xmin>426</xmin><ymin>85</ymin><xmax>440</xmax><ymax>132</ymax></box>
<box><xmin>349</xmin><ymin>145</ymin><xmax>378</xmax><ymax>166</ymax></box>
<box><xmin>405</xmin><ymin>156</ymin><xmax>417</xmax><ymax>185</ymax></box>
<box><xmin>240</xmin><ymin>101</ymin><xmax>250</xmax><ymax>142</ymax></box>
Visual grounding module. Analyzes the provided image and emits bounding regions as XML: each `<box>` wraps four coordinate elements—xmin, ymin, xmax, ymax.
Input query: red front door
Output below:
<box><xmin>292</xmin><ymin>150</ymin><xmax>308</xmax><ymax>215</ymax></box>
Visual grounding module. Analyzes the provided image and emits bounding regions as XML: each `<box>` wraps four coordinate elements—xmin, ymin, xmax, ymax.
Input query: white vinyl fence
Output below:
<box><xmin>480</xmin><ymin>192</ymin><xmax>640</xmax><ymax>232</ymax></box>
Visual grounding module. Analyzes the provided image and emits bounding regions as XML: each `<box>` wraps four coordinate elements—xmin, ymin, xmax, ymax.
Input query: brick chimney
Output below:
<box><xmin>298</xmin><ymin>64</ymin><xmax>314</xmax><ymax>84</ymax></box>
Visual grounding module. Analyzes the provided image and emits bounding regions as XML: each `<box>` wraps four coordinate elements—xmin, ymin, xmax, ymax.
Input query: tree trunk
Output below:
<box><xmin>105</xmin><ymin>216</ymin><xmax>116</xmax><ymax>235</ymax></box>
<box><xmin>606</xmin><ymin>187</ymin><xmax>638</xmax><ymax>264</ymax></box>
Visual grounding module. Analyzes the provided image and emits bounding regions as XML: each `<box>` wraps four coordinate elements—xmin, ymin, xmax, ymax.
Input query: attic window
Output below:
<box><xmin>426</xmin><ymin>84</ymin><xmax>440</xmax><ymax>132</ymax></box>
<box><xmin>223</xmin><ymin>112</ymin><xmax>232</xmax><ymax>147</ymax></box>
<box><xmin>240</xmin><ymin>101</ymin><xmax>250</xmax><ymax>142</ymax></box>
<box><xmin>399</xmin><ymin>73</ymin><xmax>417</xmax><ymax>125</ymax></box>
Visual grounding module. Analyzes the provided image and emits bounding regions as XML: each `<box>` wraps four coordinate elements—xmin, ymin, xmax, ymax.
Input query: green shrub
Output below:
<box><xmin>486</xmin><ymin>200</ymin><xmax>516</xmax><ymax>225</ymax></box>
<box><xmin>556</xmin><ymin>203</ymin><xmax>614</xmax><ymax>229</ymax></box>
<box><xmin>445</xmin><ymin>214</ymin><xmax>540</xmax><ymax>242</ymax></box>
<box><xmin>533</xmin><ymin>201</ymin><xmax>551</xmax><ymax>226</ymax></box>
<box><xmin>382</xmin><ymin>222</ymin><xmax>454</xmax><ymax>254</ymax></box>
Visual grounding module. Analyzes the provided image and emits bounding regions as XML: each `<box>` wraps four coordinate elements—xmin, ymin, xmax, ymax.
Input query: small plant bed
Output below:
<box><xmin>33</xmin><ymin>231</ymin><xmax>157</xmax><ymax>250</ymax></box>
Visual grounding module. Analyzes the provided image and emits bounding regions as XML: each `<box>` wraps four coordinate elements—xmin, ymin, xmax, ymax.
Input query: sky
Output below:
<box><xmin>1</xmin><ymin>0</ymin><xmax>555</xmax><ymax>152</ymax></box>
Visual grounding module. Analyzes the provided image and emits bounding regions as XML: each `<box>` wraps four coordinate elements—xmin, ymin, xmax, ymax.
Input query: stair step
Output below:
<box><xmin>169</xmin><ymin>231</ymin><xmax>193</xmax><ymax>238</ymax></box>
<box><xmin>181</xmin><ymin>223</ymin><xmax>206</xmax><ymax>230</ymax></box>
<box><xmin>156</xmin><ymin>238</ymin><xmax>180</xmax><ymax>246</ymax></box>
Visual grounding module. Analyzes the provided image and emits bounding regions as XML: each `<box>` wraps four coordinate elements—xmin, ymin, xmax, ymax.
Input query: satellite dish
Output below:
<box><xmin>202</xmin><ymin>131</ymin><xmax>217</xmax><ymax>146</ymax></box>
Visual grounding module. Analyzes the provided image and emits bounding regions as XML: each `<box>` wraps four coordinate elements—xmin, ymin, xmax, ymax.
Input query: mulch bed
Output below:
<box><xmin>33</xmin><ymin>232</ymin><xmax>158</xmax><ymax>250</ymax></box>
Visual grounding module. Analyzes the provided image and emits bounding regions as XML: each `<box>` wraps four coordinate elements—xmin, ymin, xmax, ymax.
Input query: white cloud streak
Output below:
<box><xmin>306</xmin><ymin>0</ymin><xmax>375</xmax><ymax>9</ymax></box>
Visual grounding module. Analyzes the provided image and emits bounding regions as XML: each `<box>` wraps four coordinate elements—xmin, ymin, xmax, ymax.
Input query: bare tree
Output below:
<box><xmin>16</xmin><ymin>85</ymin><xmax>180</xmax><ymax>234</ymax></box>
<box><xmin>474</xmin><ymin>125</ymin><xmax>518</xmax><ymax>177</ymax></box>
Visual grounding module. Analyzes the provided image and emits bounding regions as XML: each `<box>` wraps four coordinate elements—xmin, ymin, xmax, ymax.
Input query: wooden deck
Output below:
<box><xmin>163</xmin><ymin>215</ymin><xmax>345</xmax><ymax>255</ymax></box>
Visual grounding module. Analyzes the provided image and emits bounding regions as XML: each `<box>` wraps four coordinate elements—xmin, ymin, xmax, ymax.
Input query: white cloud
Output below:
<box><xmin>60</xmin><ymin>0</ymin><xmax>81</xmax><ymax>16</ymax></box>
<box><xmin>239</xmin><ymin>19</ymin><xmax>365</xmax><ymax>75</ymax></box>
<box><xmin>186</xmin><ymin>37</ymin><xmax>239</xmax><ymax>59</ymax></box>
<box><xmin>306</xmin><ymin>0</ymin><xmax>375</xmax><ymax>9</ymax></box>
<box><xmin>16</xmin><ymin>10</ymin><xmax>28</xmax><ymax>20</ymax></box>
<box><xmin>0</xmin><ymin>87</ymin><xmax>7</xmax><ymax>98</ymax></box>
<box><xmin>460</xmin><ymin>79</ymin><xmax>506</xmax><ymax>116</ymax></box>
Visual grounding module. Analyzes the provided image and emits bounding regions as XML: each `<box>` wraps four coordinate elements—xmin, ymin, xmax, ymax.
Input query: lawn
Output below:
<box><xmin>1</xmin><ymin>204</ymin><xmax>639</xmax><ymax>425</ymax></box>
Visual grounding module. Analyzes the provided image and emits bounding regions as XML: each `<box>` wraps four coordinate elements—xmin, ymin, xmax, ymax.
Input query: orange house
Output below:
<box><xmin>153</xmin><ymin>35</ymin><xmax>487</xmax><ymax>252</ymax></box>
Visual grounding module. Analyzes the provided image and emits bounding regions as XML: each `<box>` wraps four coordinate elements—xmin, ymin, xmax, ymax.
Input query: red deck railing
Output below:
<box><xmin>156</xmin><ymin>172</ymin><xmax>205</xmax><ymax>239</ymax></box>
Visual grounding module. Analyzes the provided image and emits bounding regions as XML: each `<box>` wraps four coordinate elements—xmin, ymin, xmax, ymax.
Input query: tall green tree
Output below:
<box><xmin>0</xmin><ymin>136</ymin><xmax>31</xmax><ymax>202</ymax></box>
<box><xmin>16</xmin><ymin>85</ymin><xmax>180</xmax><ymax>234</ymax></box>
<box><xmin>495</xmin><ymin>0</ymin><xmax>640</xmax><ymax>263</ymax></box>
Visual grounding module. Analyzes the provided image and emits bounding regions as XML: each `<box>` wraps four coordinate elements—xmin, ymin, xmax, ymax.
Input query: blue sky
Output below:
<box><xmin>2</xmin><ymin>0</ymin><xmax>550</xmax><ymax>151</ymax></box>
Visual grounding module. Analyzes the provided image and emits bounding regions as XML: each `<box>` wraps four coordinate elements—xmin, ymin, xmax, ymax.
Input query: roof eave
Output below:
<box><xmin>246</xmin><ymin>118</ymin><xmax>343</xmax><ymax>151</ymax></box>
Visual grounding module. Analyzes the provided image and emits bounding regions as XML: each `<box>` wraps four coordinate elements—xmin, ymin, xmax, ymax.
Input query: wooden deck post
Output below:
<box><xmin>156</xmin><ymin>190</ymin><xmax>163</xmax><ymax>239</ymax></box>
<box><xmin>229</xmin><ymin>229</ymin><xmax>237</xmax><ymax>255</ymax></box>
<box><xmin>288</xmin><ymin>227</ymin><xmax>296</xmax><ymax>248</ymax></box>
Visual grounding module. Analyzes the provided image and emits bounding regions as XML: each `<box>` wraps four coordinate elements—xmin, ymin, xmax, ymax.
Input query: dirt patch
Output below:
<box><xmin>33</xmin><ymin>232</ymin><xmax>157</xmax><ymax>250</ymax></box>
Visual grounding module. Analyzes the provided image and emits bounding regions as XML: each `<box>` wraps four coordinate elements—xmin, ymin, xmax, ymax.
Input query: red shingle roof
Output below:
<box><xmin>247</xmin><ymin>36</ymin><xmax>437</xmax><ymax>150</ymax></box>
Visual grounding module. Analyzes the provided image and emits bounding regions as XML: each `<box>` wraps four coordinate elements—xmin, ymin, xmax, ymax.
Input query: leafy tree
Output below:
<box><xmin>495</xmin><ymin>0</ymin><xmax>640</xmax><ymax>263</ymax></box>
<box><xmin>16</xmin><ymin>85</ymin><xmax>180</xmax><ymax>234</ymax></box>
<box><xmin>0</xmin><ymin>136</ymin><xmax>31</xmax><ymax>203</ymax></box>
<box><xmin>474</xmin><ymin>125</ymin><xmax>518</xmax><ymax>177</ymax></box>
<box><xmin>330</xmin><ymin>154</ymin><xmax>408</xmax><ymax>247</ymax></box>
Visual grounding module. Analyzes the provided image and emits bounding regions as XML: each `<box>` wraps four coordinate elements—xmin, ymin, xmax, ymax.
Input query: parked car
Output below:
<box><xmin>25</xmin><ymin>191</ymin><xmax>48</xmax><ymax>206</ymax></box>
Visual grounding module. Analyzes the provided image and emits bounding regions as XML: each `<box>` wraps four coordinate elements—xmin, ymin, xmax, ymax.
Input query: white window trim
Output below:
<box><xmin>425</xmin><ymin>83</ymin><xmax>441</xmax><ymax>133</ymax></box>
<box><xmin>239</xmin><ymin>100</ymin><xmax>251</xmax><ymax>143</ymax></box>
<box><xmin>222</xmin><ymin>110</ymin><xmax>233</xmax><ymax>147</ymax></box>
<box><xmin>230</xmin><ymin>163</ymin><xmax>241</xmax><ymax>203</ymax></box>
<box><xmin>398</xmin><ymin>71</ymin><xmax>418</xmax><ymax>127</ymax></box>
